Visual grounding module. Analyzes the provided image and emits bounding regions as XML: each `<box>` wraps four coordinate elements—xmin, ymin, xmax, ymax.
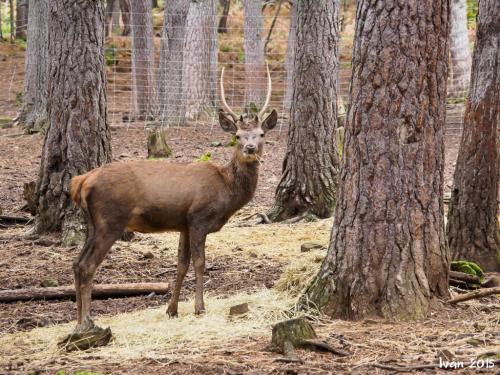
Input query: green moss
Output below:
<box><xmin>195</xmin><ymin>152</ymin><xmax>212</xmax><ymax>162</ymax></box>
<box><xmin>451</xmin><ymin>260</ymin><xmax>485</xmax><ymax>282</ymax></box>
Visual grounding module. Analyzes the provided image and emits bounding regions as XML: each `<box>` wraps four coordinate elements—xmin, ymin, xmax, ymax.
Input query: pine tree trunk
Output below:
<box><xmin>17</xmin><ymin>0</ymin><xmax>48</xmax><ymax>133</ymax></box>
<box><xmin>15</xmin><ymin>0</ymin><xmax>28</xmax><ymax>40</ymax></box>
<box><xmin>449</xmin><ymin>0</ymin><xmax>472</xmax><ymax>96</ymax></box>
<box><xmin>105</xmin><ymin>0</ymin><xmax>115</xmax><ymax>36</ymax></box>
<box><xmin>112</xmin><ymin>0</ymin><xmax>120</xmax><ymax>33</ymax></box>
<box><xmin>283</xmin><ymin>1</ymin><xmax>297</xmax><ymax>114</ymax></box>
<box><xmin>447</xmin><ymin>0</ymin><xmax>500</xmax><ymax>272</ymax></box>
<box><xmin>267</xmin><ymin>0</ymin><xmax>340</xmax><ymax>223</ymax></box>
<box><xmin>119</xmin><ymin>0</ymin><xmax>130</xmax><ymax>36</ymax></box>
<box><xmin>183</xmin><ymin>0</ymin><xmax>217</xmax><ymax>120</ymax></box>
<box><xmin>157</xmin><ymin>0</ymin><xmax>190</xmax><ymax>125</ymax></box>
<box><xmin>218</xmin><ymin>0</ymin><xmax>230</xmax><ymax>33</ymax></box>
<box><xmin>130</xmin><ymin>0</ymin><xmax>156</xmax><ymax>119</ymax></box>
<box><xmin>36</xmin><ymin>0</ymin><xmax>112</xmax><ymax>244</ymax></box>
<box><xmin>299</xmin><ymin>0</ymin><xmax>450</xmax><ymax>320</ymax></box>
<box><xmin>243</xmin><ymin>0</ymin><xmax>265</xmax><ymax>111</ymax></box>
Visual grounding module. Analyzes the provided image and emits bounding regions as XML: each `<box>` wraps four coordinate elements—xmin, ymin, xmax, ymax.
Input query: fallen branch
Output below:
<box><xmin>369</xmin><ymin>359</ymin><xmax>500</xmax><ymax>372</ymax></box>
<box><xmin>0</xmin><ymin>282</ymin><xmax>169</xmax><ymax>303</ymax></box>
<box><xmin>449</xmin><ymin>270</ymin><xmax>481</xmax><ymax>284</ymax></box>
<box><xmin>0</xmin><ymin>214</ymin><xmax>32</xmax><ymax>225</ymax></box>
<box><xmin>448</xmin><ymin>286</ymin><xmax>500</xmax><ymax>305</ymax></box>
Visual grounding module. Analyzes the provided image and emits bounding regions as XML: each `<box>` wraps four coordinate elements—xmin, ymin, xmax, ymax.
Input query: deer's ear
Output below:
<box><xmin>219</xmin><ymin>110</ymin><xmax>237</xmax><ymax>134</ymax></box>
<box><xmin>261</xmin><ymin>109</ymin><xmax>278</xmax><ymax>133</ymax></box>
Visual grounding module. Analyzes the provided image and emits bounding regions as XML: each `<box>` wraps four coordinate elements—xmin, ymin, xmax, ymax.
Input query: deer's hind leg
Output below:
<box><xmin>167</xmin><ymin>230</ymin><xmax>190</xmax><ymax>317</ymax></box>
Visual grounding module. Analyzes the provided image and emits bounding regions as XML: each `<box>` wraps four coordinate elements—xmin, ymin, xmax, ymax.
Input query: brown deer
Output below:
<box><xmin>69</xmin><ymin>66</ymin><xmax>277</xmax><ymax>333</ymax></box>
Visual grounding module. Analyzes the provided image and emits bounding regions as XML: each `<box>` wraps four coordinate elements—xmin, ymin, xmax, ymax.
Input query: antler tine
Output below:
<box><xmin>220</xmin><ymin>67</ymin><xmax>238</xmax><ymax>120</ymax></box>
<box><xmin>258</xmin><ymin>63</ymin><xmax>272</xmax><ymax>119</ymax></box>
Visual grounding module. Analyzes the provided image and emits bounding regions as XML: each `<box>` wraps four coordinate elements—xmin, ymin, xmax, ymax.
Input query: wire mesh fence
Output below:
<box><xmin>0</xmin><ymin>2</ymin><xmax>470</xmax><ymax>143</ymax></box>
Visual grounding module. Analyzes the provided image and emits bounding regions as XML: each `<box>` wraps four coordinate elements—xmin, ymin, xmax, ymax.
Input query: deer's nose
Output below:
<box><xmin>245</xmin><ymin>144</ymin><xmax>256</xmax><ymax>154</ymax></box>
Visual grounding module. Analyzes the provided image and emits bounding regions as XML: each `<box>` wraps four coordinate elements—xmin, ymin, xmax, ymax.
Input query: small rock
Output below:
<box><xmin>229</xmin><ymin>303</ymin><xmax>249</xmax><ymax>316</ymax></box>
<box><xmin>33</xmin><ymin>238</ymin><xmax>55</xmax><ymax>247</ymax></box>
<box><xmin>210</xmin><ymin>141</ymin><xmax>222</xmax><ymax>147</ymax></box>
<box><xmin>142</xmin><ymin>251</ymin><xmax>155</xmax><ymax>260</ymax></box>
<box><xmin>482</xmin><ymin>273</ymin><xmax>500</xmax><ymax>288</ymax></box>
<box><xmin>300</xmin><ymin>242</ymin><xmax>324</xmax><ymax>252</ymax></box>
<box><xmin>40</xmin><ymin>278</ymin><xmax>59</xmax><ymax>288</ymax></box>
<box><xmin>232</xmin><ymin>246</ymin><xmax>243</xmax><ymax>252</ymax></box>
<box><xmin>16</xmin><ymin>316</ymin><xmax>51</xmax><ymax>329</ymax></box>
<box><xmin>249</xmin><ymin>252</ymin><xmax>258</xmax><ymax>258</ymax></box>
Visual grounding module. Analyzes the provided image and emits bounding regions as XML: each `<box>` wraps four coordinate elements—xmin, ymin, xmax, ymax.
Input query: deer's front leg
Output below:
<box><xmin>167</xmin><ymin>231</ymin><xmax>190</xmax><ymax>317</ymax></box>
<box><xmin>189</xmin><ymin>228</ymin><xmax>207</xmax><ymax>315</ymax></box>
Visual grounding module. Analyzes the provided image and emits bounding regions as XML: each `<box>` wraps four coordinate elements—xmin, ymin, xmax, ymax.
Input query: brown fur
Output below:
<box><xmin>70</xmin><ymin>109</ymin><xmax>278</xmax><ymax>331</ymax></box>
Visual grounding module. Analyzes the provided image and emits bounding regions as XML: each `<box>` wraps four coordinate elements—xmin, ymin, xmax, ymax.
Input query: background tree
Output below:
<box><xmin>130</xmin><ymin>0</ymin><xmax>156</xmax><ymax>119</ymax></box>
<box><xmin>265</xmin><ymin>0</ymin><xmax>340</xmax><ymax>223</ymax></box>
<box><xmin>0</xmin><ymin>1</ymin><xmax>3</xmax><ymax>40</ymax></box>
<box><xmin>449</xmin><ymin>0</ymin><xmax>472</xmax><ymax>96</ymax></box>
<box><xmin>299</xmin><ymin>0</ymin><xmax>450</xmax><ymax>320</ymax></box>
<box><xmin>15</xmin><ymin>0</ymin><xmax>28</xmax><ymax>40</ymax></box>
<box><xmin>157</xmin><ymin>0</ymin><xmax>190</xmax><ymax>125</ymax></box>
<box><xmin>16</xmin><ymin>0</ymin><xmax>49</xmax><ymax>133</ymax></box>
<box><xmin>243</xmin><ymin>0</ymin><xmax>265</xmax><ymax>110</ymax></box>
<box><xmin>447</xmin><ymin>0</ymin><xmax>499</xmax><ymax>272</ymax></box>
<box><xmin>183</xmin><ymin>0</ymin><xmax>217</xmax><ymax>120</ymax></box>
<box><xmin>283</xmin><ymin>1</ymin><xmax>297</xmax><ymax>113</ymax></box>
<box><xmin>119</xmin><ymin>0</ymin><xmax>130</xmax><ymax>36</ymax></box>
<box><xmin>218</xmin><ymin>0</ymin><xmax>230</xmax><ymax>33</ymax></box>
<box><xmin>36</xmin><ymin>0</ymin><xmax>111</xmax><ymax>243</ymax></box>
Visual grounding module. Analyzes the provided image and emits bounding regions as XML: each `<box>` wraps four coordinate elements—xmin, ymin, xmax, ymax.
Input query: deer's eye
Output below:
<box><xmin>260</xmin><ymin>134</ymin><xmax>264</xmax><ymax>137</ymax></box>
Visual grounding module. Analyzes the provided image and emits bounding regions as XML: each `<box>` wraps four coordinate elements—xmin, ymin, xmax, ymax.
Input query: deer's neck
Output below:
<box><xmin>222</xmin><ymin>152</ymin><xmax>260</xmax><ymax>210</ymax></box>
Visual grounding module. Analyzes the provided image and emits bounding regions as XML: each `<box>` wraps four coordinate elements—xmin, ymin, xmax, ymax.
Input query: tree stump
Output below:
<box><xmin>147</xmin><ymin>129</ymin><xmax>172</xmax><ymax>158</ymax></box>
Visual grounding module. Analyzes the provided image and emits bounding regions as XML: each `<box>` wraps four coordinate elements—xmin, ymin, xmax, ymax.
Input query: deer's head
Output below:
<box><xmin>218</xmin><ymin>65</ymin><xmax>277</xmax><ymax>162</ymax></box>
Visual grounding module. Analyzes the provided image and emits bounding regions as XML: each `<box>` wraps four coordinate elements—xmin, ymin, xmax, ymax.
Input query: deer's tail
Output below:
<box><xmin>70</xmin><ymin>173</ymin><xmax>90</xmax><ymax>208</ymax></box>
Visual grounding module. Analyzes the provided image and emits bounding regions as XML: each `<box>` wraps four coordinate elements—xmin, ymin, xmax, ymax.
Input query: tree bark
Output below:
<box><xmin>267</xmin><ymin>0</ymin><xmax>340</xmax><ymax>222</ymax></box>
<box><xmin>16</xmin><ymin>0</ymin><xmax>48</xmax><ymax>133</ymax></box>
<box><xmin>15</xmin><ymin>0</ymin><xmax>28</xmax><ymax>40</ymax></box>
<box><xmin>157</xmin><ymin>0</ymin><xmax>190</xmax><ymax>125</ymax></box>
<box><xmin>243</xmin><ymin>0</ymin><xmax>265</xmax><ymax>111</ymax></box>
<box><xmin>446</xmin><ymin>0</ymin><xmax>500</xmax><ymax>272</ymax></box>
<box><xmin>130</xmin><ymin>0</ymin><xmax>156</xmax><ymax>119</ymax></box>
<box><xmin>183</xmin><ymin>0</ymin><xmax>218</xmax><ymax>120</ymax></box>
<box><xmin>449</xmin><ymin>0</ymin><xmax>472</xmax><ymax>96</ymax></box>
<box><xmin>299</xmin><ymin>0</ymin><xmax>451</xmax><ymax>320</ymax></box>
<box><xmin>119</xmin><ymin>0</ymin><xmax>130</xmax><ymax>36</ymax></box>
<box><xmin>36</xmin><ymin>0</ymin><xmax>112</xmax><ymax>244</ymax></box>
<box><xmin>218</xmin><ymin>0</ymin><xmax>230</xmax><ymax>33</ymax></box>
<box><xmin>283</xmin><ymin>1</ymin><xmax>297</xmax><ymax>113</ymax></box>
<box><xmin>9</xmin><ymin>0</ymin><xmax>14</xmax><ymax>43</ymax></box>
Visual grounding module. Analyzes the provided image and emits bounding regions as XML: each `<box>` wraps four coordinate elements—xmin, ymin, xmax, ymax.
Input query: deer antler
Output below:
<box><xmin>220</xmin><ymin>67</ymin><xmax>238</xmax><ymax>120</ymax></box>
<box><xmin>258</xmin><ymin>64</ymin><xmax>272</xmax><ymax>119</ymax></box>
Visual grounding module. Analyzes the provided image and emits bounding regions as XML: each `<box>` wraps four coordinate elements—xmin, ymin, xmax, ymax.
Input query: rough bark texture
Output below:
<box><xmin>157</xmin><ymin>0</ymin><xmax>190</xmax><ymax>125</ymax></box>
<box><xmin>267</xmin><ymin>0</ymin><xmax>340</xmax><ymax>222</ymax></box>
<box><xmin>447</xmin><ymin>0</ymin><xmax>500</xmax><ymax>272</ymax></box>
<box><xmin>130</xmin><ymin>0</ymin><xmax>156</xmax><ymax>118</ymax></box>
<box><xmin>283</xmin><ymin>1</ymin><xmax>297</xmax><ymax>113</ymax></box>
<box><xmin>449</xmin><ymin>0</ymin><xmax>472</xmax><ymax>96</ymax></box>
<box><xmin>183</xmin><ymin>0</ymin><xmax>218</xmax><ymax>120</ymax></box>
<box><xmin>218</xmin><ymin>0</ymin><xmax>230</xmax><ymax>33</ymax></box>
<box><xmin>243</xmin><ymin>0</ymin><xmax>265</xmax><ymax>111</ymax></box>
<box><xmin>15</xmin><ymin>0</ymin><xmax>28</xmax><ymax>39</ymax></box>
<box><xmin>36</xmin><ymin>0</ymin><xmax>112</xmax><ymax>243</ymax></box>
<box><xmin>299</xmin><ymin>0</ymin><xmax>450</xmax><ymax>320</ymax></box>
<box><xmin>17</xmin><ymin>0</ymin><xmax>48</xmax><ymax>133</ymax></box>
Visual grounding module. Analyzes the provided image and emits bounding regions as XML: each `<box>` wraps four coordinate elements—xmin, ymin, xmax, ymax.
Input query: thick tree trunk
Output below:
<box><xmin>36</xmin><ymin>0</ymin><xmax>112</xmax><ymax>244</ymax></box>
<box><xmin>446</xmin><ymin>0</ymin><xmax>499</xmax><ymax>272</ymax></box>
<box><xmin>130</xmin><ymin>0</ymin><xmax>156</xmax><ymax>119</ymax></box>
<box><xmin>157</xmin><ymin>0</ymin><xmax>190</xmax><ymax>125</ymax></box>
<box><xmin>183</xmin><ymin>0</ymin><xmax>217</xmax><ymax>120</ymax></box>
<box><xmin>267</xmin><ymin>0</ymin><xmax>340</xmax><ymax>223</ymax></box>
<box><xmin>243</xmin><ymin>0</ymin><xmax>265</xmax><ymax>111</ymax></box>
<box><xmin>218</xmin><ymin>0</ymin><xmax>230</xmax><ymax>33</ymax></box>
<box><xmin>283</xmin><ymin>1</ymin><xmax>297</xmax><ymax>114</ymax></box>
<box><xmin>119</xmin><ymin>0</ymin><xmax>130</xmax><ymax>36</ymax></box>
<box><xmin>17</xmin><ymin>0</ymin><xmax>48</xmax><ymax>133</ymax></box>
<box><xmin>299</xmin><ymin>0</ymin><xmax>450</xmax><ymax>320</ymax></box>
<box><xmin>15</xmin><ymin>0</ymin><xmax>28</xmax><ymax>40</ymax></box>
<box><xmin>449</xmin><ymin>0</ymin><xmax>472</xmax><ymax>96</ymax></box>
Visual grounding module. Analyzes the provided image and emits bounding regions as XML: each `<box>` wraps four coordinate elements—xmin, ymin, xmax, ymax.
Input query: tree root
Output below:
<box><xmin>239</xmin><ymin>210</ymin><xmax>320</xmax><ymax>226</ymax></box>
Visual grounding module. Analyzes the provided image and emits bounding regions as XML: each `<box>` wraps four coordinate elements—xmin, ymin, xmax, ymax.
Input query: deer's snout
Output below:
<box><xmin>244</xmin><ymin>144</ymin><xmax>257</xmax><ymax>154</ymax></box>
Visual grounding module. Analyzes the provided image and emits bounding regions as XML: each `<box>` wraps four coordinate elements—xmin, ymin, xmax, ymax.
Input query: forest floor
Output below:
<box><xmin>0</xmin><ymin>124</ymin><xmax>498</xmax><ymax>375</ymax></box>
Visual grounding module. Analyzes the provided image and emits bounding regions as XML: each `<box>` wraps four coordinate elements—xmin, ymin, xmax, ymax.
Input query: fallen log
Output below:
<box><xmin>0</xmin><ymin>214</ymin><xmax>32</xmax><ymax>225</ymax></box>
<box><xmin>0</xmin><ymin>282</ymin><xmax>169</xmax><ymax>303</ymax></box>
<box><xmin>448</xmin><ymin>287</ymin><xmax>500</xmax><ymax>305</ymax></box>
<box><xmin>449</xmin><ymin>270</ymin><xmax>481</xmax><ymax>285</ymax></box>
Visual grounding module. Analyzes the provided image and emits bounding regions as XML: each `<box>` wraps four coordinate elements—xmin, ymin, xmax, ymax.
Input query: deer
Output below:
<box><xmin>67</xmin><ymin>66</ymin><xmax>277</xmax><ymax>335</ymax></box>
